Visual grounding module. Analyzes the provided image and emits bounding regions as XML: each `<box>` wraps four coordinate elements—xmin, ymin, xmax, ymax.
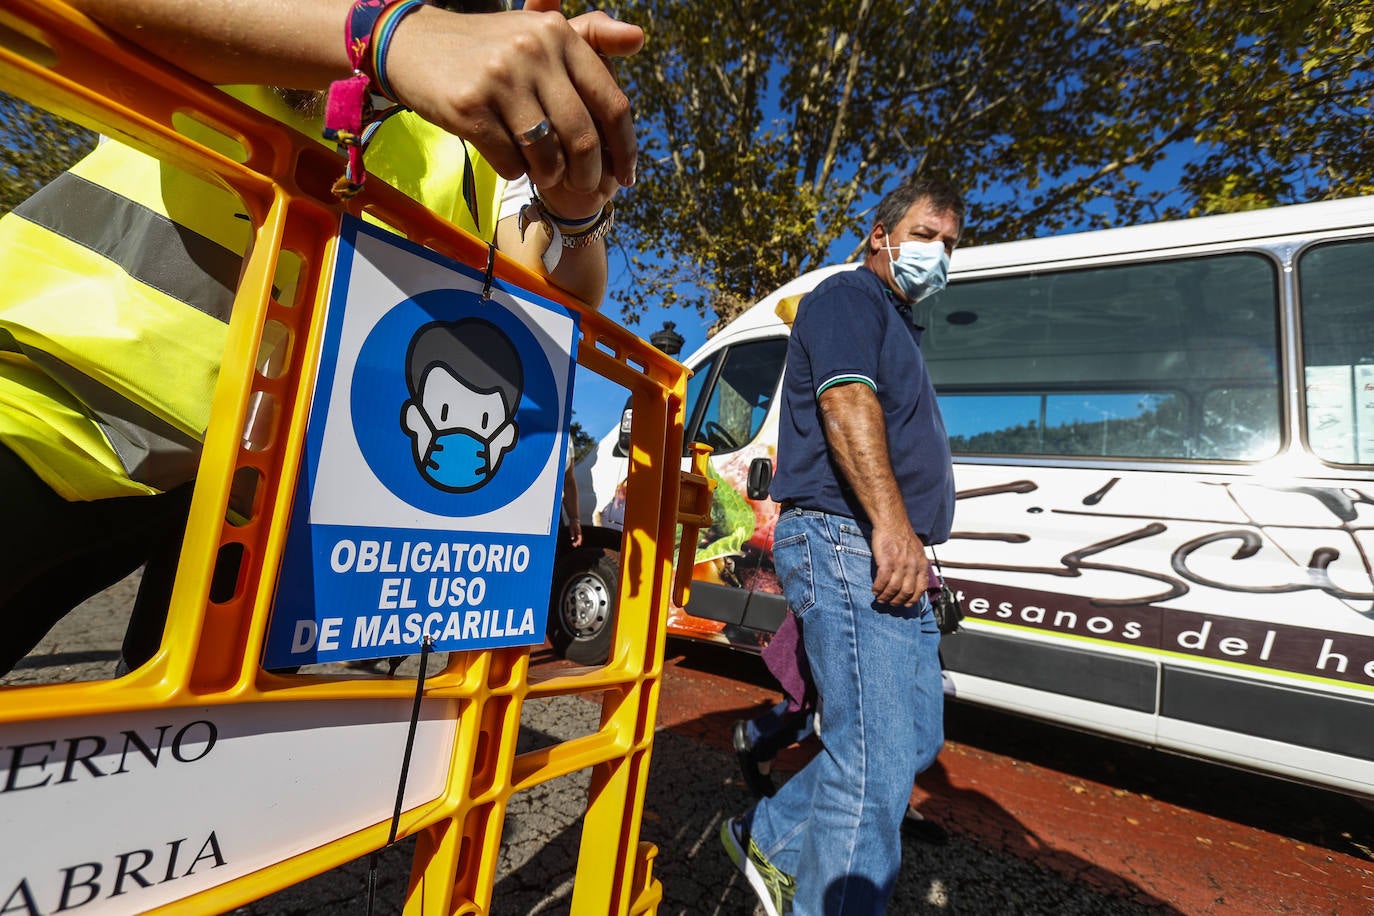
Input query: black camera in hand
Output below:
<box><xmin>932</xmin><ymin>584</ymin><xmax>964</xmax><ymax>635</ymax></box>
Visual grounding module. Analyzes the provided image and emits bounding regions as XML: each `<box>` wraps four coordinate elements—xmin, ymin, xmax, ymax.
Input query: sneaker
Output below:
<box><xmin>719</xmin><ymin>815</ymin><xmax>795</xmax><ymax>916</ymax></box>
<box><xmin>733</xmin><ymin>720</ymin><xmax>777</xmax><ymax>798</ymax></box>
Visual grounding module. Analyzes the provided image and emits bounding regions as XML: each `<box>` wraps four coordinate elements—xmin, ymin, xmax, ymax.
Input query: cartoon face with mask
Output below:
<box><xmin>400</xmin><ymin>318</ymin><xmax>523</xmax><ymax>493</ymax></box>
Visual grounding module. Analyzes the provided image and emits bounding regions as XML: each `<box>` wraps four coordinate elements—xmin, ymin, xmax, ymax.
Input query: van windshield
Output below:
<box><xmin>688</xmin><ymin>337</ymin><xmax>789</xmax><ymax>454</ymax></box>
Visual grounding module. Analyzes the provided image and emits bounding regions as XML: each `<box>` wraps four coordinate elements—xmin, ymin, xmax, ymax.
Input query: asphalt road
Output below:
<box><xmin>6</xmin><ymin>574</ymin><xmax>1374</xmax><ymax>914</ymax></box>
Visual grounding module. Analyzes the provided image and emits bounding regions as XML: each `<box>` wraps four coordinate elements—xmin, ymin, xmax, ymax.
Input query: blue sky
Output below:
<box><xmin>568</xmin><ymin>250</ymin><xmax>716</xmax><ymax>440</ymax></box>
<box><xmin>569</xmin><ymin>232</ymin><xmax>861</xmax><ymax>441</ymax></box>
<box><xmin>570</xmin><ymin>273</ymin><xmax>712</xmax><ymax>441</ymax></box>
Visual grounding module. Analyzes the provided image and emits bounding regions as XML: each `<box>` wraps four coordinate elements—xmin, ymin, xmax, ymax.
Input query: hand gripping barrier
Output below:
<box><xmin>0</xmin><ymin>2</ymin><xmax>712</xmax><ymax>913</ymax></box>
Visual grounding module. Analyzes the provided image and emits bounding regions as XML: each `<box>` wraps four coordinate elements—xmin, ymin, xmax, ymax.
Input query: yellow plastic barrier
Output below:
<box><xmin>0</xmin><ymin>2</ymin><xmax>710</xmax><ymax>913</ymax></box>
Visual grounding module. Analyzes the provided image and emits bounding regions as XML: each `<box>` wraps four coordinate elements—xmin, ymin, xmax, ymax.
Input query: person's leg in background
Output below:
<box><xmin>738</xmin><ymin>694</ymin><xmax>950</xmax><ymax>843</ymax></box>
<box><xmin>0</xmin><ymin>441</ymin><xmax>191</xmax><ymax>674</ymax></box>
<box><xmin>118</xmin><ymin>481</ymin><xmax>195</xmax><ymax>671</ymax></box>
<box><xmin>735</xmin><ymin>699</ymin><xmax>816</xmax><ymax>798</ymax></box>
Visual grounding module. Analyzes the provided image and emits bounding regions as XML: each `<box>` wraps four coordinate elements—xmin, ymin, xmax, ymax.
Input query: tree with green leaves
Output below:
<box><xmin>577</xmin><ymin>0</ymin><xmax>1373</xmax><ymax>327</ymax></box>
<box><xmin>0</xmin><ymin>91</ymin><xmax>95</xmax><ymax>216</ymax></box>
<box><xmin>569</xmin><ymin>418</ymin><xmax>596</xmax><ymax>461</ymax></box>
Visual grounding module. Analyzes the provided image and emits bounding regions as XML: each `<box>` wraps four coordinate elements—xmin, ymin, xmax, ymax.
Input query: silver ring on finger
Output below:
<box><xmin>516</xmin><ymin>118</ymin><xmax>554</xmax><ymax>147</ymax></box>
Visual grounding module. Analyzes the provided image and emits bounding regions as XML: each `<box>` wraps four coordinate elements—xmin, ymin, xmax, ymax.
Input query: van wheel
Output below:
<box><xmin>549</xmin><ymin>547</ymin><xmax>619</xmax><ymax>665</ymax></box>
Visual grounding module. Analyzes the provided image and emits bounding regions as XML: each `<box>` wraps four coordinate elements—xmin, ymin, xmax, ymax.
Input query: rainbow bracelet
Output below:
<box><xmin>371</xmin><ymin>0</ymin><xmax>426</xmax><ymax>103</ymax></box>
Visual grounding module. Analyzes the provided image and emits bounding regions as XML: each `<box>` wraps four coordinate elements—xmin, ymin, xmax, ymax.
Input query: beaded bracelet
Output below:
<box><xmin>517</xmin><ymin>194</ymin><xmax>615</xmax><ymax>272</ymax></box>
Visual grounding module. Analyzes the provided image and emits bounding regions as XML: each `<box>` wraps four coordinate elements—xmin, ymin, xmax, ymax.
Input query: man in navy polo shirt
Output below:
<box><xmin>720</xmin><ymin>176</ymin><xmax>963</xmax><ymax>916</ymax></box>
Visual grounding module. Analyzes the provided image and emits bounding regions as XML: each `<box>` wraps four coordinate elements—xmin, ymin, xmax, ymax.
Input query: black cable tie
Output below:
<box><xmin>481</xmin><ymin>241</ymin><xmax>497</xmax><ymax>300</ymax></box>
<box><xmin>390</xmin><ymin>636</ymin><xmax>432</xmax><ymax>842</ymax></box>
<box><xmin>365</xmin><ymin>635</ymin><xmax>435</xmax><ymax>915</ymax></box>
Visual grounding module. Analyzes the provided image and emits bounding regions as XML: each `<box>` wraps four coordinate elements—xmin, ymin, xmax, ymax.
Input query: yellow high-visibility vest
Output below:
<box><xmin>0</xmin><ymin>87</ymin><xmax>505</xmax><ymax>501</ymax></box>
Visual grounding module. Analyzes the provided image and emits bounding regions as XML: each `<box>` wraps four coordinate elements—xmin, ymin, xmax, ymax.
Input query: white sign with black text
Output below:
<box><xmin>0</xmin><ymin>700</ymin><xmax>456</xmax><ymax>915</ymax></box>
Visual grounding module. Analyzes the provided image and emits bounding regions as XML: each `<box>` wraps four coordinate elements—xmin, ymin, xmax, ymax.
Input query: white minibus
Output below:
<box><xmin>559</xmin><ymin>195</ymin><xmax>1374</xmax><ymax>797</ymax></box>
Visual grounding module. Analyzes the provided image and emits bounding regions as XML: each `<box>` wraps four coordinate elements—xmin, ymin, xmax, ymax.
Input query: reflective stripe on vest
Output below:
<box><xmin>15</xmin><ymin>171</ymin><xmax>241</xmax><ymax>322</ymax></box>
<box><xmin>0</xmin><ymin>148</ymin><xmax>237</xmax><ymax>498</ymax></box>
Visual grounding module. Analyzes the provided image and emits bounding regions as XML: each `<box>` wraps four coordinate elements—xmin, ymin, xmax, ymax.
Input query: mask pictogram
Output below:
<box><xmin>400</xmin><ymin>318</ymin><xmax>523</xmax><ymax>493</ymax></box>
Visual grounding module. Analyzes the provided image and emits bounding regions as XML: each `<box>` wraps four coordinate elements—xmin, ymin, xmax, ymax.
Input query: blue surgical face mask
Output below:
<box><xmin>884</xmin><ymin>239</ymin><xmax>950</xmax><ymax>303</ymax></box>
<box><xmin>421</xmin><ymin>417</ymin><xmax>515</xmax><ymax>492</ymax></box>
<box><xmin>425</xmin><ymin>429</ymin><xmax>489</xmax><ymax>491</ymax></box>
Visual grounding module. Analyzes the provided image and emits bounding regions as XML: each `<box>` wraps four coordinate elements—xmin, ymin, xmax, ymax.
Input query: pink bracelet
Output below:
<box><xmin>322</xmin><ymin>0</ymin><xmax>423</xmax><ymax>198</ymax></box>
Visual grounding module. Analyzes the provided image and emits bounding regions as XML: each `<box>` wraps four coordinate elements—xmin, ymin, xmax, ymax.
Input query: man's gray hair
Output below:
<box><xmin>873</xmin><ymin>176</ymin><xmax>965</xmax><ymax>235</ymax></box>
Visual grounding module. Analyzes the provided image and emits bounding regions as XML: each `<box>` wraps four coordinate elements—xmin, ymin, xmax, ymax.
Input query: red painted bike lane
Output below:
<box><xmin>911</xmin><ymin>740</ymin><xmax>1374</xmax><ymax>914</ymax></box>
<box><xmin>643</xmin><ymin>644</ymin><xmax>1374</xmax><ymax>915</ymax></box>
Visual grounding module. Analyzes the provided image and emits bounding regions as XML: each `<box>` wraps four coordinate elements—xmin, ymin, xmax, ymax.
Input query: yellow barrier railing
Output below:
<box><xmin>0</xmin><ymin>2</ymin><xmax>710</xmax><ymax>913</ymax></box>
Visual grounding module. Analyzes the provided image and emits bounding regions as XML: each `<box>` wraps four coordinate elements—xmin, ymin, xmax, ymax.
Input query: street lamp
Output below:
<box><xmin>649</xmin><ymin>321</ymin><xmax>684</xmax><ymax>356</ymax></box>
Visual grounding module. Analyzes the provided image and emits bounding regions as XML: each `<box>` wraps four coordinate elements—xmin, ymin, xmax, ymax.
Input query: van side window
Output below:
<box><xmin>689</xmin><ymin>337</ymin><xmax>789</xmax><ymax>454</ymax></box>
<box><xmin>1298</xmin><ymin>238</ymin><xmax>1374</xmax><ymax>465</ymax></box>
<box><xmin>924</xmin><ymin>253</ymin><xmax>1282</xmax><ymax>461</ymax></box>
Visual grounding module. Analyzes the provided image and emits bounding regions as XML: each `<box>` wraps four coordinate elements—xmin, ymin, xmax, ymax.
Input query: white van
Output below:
<box><xmin>558</xmin><ymin>195</ymin><xmax>1374</xmax><ymax>798</ymax></box>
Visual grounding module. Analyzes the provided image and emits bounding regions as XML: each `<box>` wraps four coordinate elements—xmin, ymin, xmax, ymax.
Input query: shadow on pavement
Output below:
<box><xmin>664</xmin><ymin>639</ymin><xmax>1374</xmax><ymax>866</ymax></box>
<box><xmin>938</xmin><ymin>703</ymin><xmax>1374</xmax><ymax>864</ymax></box>
<box><xmin>8</xmin><ymin>649</ymin><xmax>120</xmax><ymax>670</ymax></box>
<box><xmin>494</xmin><ymin>712</ymin><xmax>1176</xmax><ymax>915</ymax></box>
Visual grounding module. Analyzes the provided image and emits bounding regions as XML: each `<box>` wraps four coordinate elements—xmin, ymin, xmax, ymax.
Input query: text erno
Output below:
<box><xmin>2</xmin><ymin>720</ymin><xmax>217</xmax><ymax>794</ymax></box>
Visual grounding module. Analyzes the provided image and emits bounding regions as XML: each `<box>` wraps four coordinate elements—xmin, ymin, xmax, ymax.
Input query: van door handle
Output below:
<box><xmin>746</xmin><ymin>457</ymin><xmax>773</xmax><ymax>500</ymax></box>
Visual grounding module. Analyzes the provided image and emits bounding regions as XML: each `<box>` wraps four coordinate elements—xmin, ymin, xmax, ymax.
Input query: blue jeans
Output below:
<box><xmin>747</xmin><ymin>509</ymin><xmax>944</xmax><ymax>915</ymax></box>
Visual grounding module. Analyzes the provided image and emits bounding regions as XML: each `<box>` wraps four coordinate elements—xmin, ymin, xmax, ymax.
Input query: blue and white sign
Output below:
<box><xmin>264</xmin><ymin>216</ymin><xmax>578</xmax><ymax>667</ymax></box>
